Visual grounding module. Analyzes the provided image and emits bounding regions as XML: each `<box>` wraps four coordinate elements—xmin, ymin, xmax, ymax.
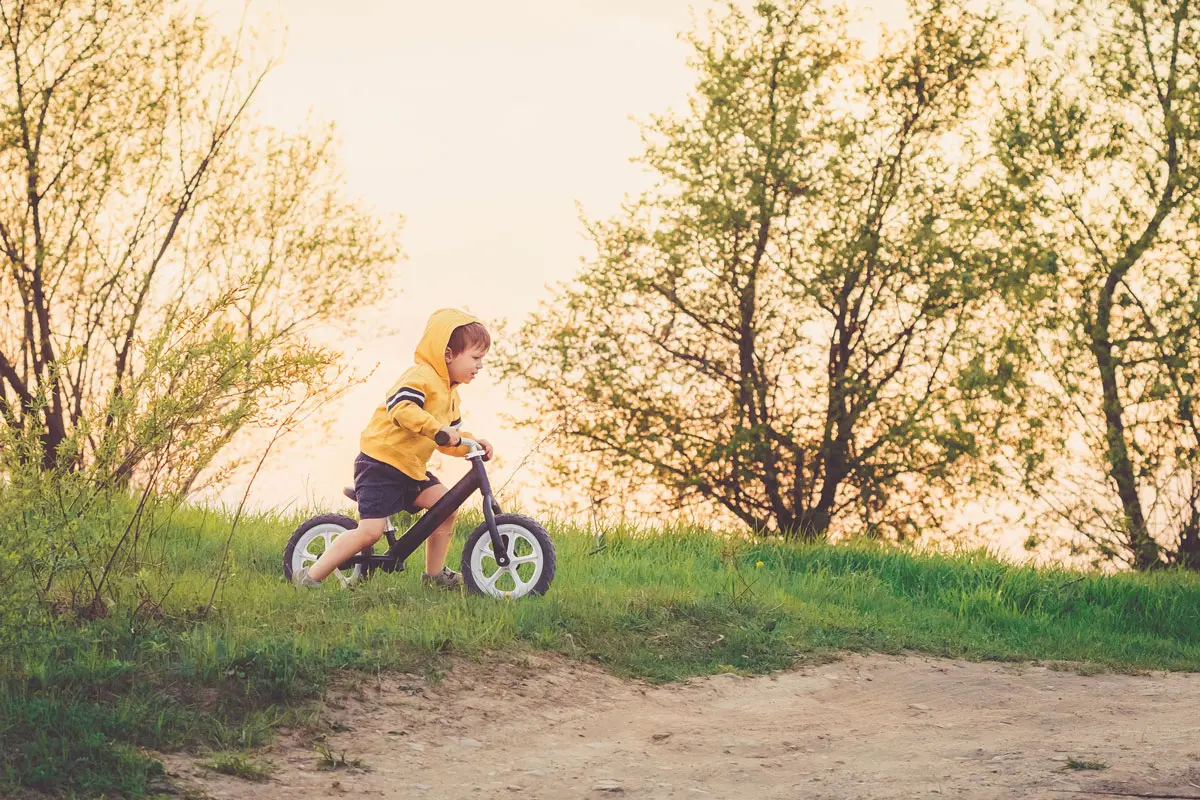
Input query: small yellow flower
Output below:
<box><xmin>756</xmin><ymin>560</ymin><xmax>764</xmax><ymax>568</ymax></box>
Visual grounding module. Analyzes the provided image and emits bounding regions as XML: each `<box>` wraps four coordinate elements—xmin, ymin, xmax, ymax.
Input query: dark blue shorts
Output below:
<box><xmin>353</xmin><ymin>452</ymin><xmax>441</xmax><ymax>519</ymax></box>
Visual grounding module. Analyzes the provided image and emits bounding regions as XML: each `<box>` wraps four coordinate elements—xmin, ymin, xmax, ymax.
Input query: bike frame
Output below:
<box><xmin>341</xmin><ymin>442</ymin><xmax>510</xmax><ymax>573</ymax></box>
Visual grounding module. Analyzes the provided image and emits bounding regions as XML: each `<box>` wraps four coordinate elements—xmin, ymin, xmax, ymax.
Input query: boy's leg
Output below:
<box><xmin>414</xmin><ymin>484</ymin><xmax>457</xmax><ymax>575</ymax></box>
<box><xmin>308</xmin><ymin>517</ymin><xmax>387</xmax><ymax>582</ymax></box>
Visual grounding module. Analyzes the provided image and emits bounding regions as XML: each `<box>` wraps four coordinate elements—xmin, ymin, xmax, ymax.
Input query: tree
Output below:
<box><xmin>994</xmin><ymin>0</ymin><xmax>1200</xmax><ymax>569</ymax></box>
<box><xmin>0</xmin><ymin>0</ymin><xmax>399</xmax><ymax>489</ymax></box>
<box><xmin>500</xmin><ymin>0</ymin><xmax>1025</xmax><ymax>540</ymax></box>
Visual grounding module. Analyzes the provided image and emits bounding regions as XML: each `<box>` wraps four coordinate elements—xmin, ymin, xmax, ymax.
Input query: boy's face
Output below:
<box><xmin>445</xmin><ymin>344</ymin><xmax>488</xmax><ymax>385</ymax></box>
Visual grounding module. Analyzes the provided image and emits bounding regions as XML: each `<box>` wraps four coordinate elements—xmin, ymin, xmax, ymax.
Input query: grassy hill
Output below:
<box><xmin>2</xmin><ymin>503</ymin><xmax>1198</xmax><ymax>796</ymax></box>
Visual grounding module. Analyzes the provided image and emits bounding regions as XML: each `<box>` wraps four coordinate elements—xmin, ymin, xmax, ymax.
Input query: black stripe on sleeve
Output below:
<box><xmin>386</xmin><ymin>387</ymin><xmax>426</xmax><ymax>411</ymax></box>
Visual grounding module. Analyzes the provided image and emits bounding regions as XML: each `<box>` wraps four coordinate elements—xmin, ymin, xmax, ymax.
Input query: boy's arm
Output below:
<box><xmin>386</xmin><ymin>381</ymin><xmax>445</xmax><ymax>441</ymax></box>
<box><xmin>386</xmin><ymin>378</ymin><xmax>476</xmax><ymax>457</ymax></box>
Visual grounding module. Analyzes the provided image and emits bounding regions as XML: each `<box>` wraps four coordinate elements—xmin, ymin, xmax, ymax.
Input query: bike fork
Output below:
<box><xmin>471</xmin><ymin>456</ymin><xmax>509</xmax><ymax>567</ymax></box>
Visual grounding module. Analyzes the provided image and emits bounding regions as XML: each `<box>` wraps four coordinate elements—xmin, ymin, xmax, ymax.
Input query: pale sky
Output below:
<box><xmin>202</xmin><ymin>0</ymin><xmax>917</xmax><ymax>523</ymax></box>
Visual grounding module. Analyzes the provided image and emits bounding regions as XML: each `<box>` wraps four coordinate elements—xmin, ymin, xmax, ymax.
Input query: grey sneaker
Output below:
<box><xmin>421</xmin><ymin>567</ymin><xmax>463</xmax><ymax>590</ymax></box>
<box><xmin>292</xmin><ymin>566</ymin><xmax>322</xmax><ymax>587</ymax></box>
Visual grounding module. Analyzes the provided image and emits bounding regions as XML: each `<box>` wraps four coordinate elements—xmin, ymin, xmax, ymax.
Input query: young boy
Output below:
<box><xmin>294</xmin><ymin>308</ymin><xmax>494</xmax><ymax>589</ymax></box>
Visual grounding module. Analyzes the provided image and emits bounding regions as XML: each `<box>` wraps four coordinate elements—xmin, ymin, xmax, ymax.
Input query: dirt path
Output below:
<box><xmin>166</xmin><ymin>653</ymin><xmax>1200</xmax><ymax>799</ymax></box>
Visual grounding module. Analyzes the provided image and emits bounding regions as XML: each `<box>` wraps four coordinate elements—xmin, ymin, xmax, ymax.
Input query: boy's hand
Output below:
<box><xmin>478</xmin><ymin>439</ymin><xmax>494</xmax><ymax>461</ymax></box>
<box><xmin>436</xmin><ymin>426</ymin><xmax>462</xmax><ymax>447</ymax></box>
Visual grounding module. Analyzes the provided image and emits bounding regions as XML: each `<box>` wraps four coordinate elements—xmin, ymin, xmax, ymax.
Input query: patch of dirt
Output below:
<box><xmin>162</xmin><ymin>652</ymin><xmax>1200</xmax><ymax>799</ymax></box>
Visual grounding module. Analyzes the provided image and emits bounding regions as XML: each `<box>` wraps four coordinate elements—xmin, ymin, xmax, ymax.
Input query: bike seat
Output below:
<box><xmin>342</xmin><ymin>486</ymin><xmax>357</xmax><ymax>502</ymax></box>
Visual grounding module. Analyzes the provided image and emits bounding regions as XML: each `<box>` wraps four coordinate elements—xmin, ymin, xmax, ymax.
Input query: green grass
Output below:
<box><xmin>2</xmin><ymin>502</ymin><xmax>1199</xmax><ymax>797</ymax></box>
<box><xmin>1064</xmin><ymin>756</ymin><xmax>1109</xmax><ymax>770</ymax></box>
<box><xmin>313</xmin><ymin>743</ymin><xmax>365</xmax><ymax>772</ymax></box>
<box><xmin>201</xmin><ymin>751</ymin><xmax>274</xmax><ymax>781</ymax></box>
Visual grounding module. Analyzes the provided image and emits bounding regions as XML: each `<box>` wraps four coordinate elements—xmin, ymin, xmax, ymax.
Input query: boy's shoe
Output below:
<box><xmin>292</xmin><ymin>566</ymin><xmax>322</xmax><ymax>587</ymax></box>
<box><xmin>422</xmin><ymin>567</ymin><xmax>463</xmax><ymax>590</ymax></box>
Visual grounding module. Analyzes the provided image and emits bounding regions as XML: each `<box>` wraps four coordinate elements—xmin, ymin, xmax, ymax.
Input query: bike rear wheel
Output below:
<box><xmin>283</xmin><ymin>514</ymin><xmax>373</xmax><ymax>587</ymax></box>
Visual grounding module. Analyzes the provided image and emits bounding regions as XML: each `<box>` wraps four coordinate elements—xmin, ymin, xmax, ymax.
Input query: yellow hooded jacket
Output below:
<box><xmin>360</xmin><ymin>308</ymin><xmax>479</xmax><ymax>479</ymax></box>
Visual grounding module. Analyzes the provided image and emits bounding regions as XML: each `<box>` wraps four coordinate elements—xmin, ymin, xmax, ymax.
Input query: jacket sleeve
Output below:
<box><xmin>385</xmin><ymin>378</ymin><xmax>443</xmax><ymax>440</ymax></box>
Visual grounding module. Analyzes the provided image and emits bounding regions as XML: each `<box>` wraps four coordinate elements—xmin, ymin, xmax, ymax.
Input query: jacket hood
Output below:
<box><xmin>415</xmin><ymin>308</ymin><xmax>482</xmax><ymax>384</ymax></box>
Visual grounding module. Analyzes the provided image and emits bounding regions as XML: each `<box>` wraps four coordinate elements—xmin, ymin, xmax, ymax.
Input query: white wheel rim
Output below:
<box><xmin>292</xmin><ymin>522</ymin><xmax>363</xmax><ymax>587</ymax></box>
<box><xmin>469</xmin><ymin>523</ymin><xmax>545</xmax><ymax>598</ymax></box>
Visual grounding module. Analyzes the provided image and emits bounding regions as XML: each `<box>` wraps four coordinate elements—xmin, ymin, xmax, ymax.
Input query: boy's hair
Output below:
<box><xmin>447</xmin><ymin>322</ymin><xmax>491</xmax><ymax>355</ymax></box>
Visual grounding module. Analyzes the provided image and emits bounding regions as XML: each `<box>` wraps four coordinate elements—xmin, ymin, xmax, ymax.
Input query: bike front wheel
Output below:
<box><xmin>461</xmin><ymin>514</ymin><xmax>556</xmax><ymax>598</ymax></box>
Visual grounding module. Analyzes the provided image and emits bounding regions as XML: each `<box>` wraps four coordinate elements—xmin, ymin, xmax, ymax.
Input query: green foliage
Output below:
<box><xmin>1</xmin><ymin>502</ymin><xmax>1197</xmax><ymax>797</ymax></box>
<box><xmin>0</xmin><ymin>0</ymin><xmax>401</xmax><ymax>625</ymax></box>
<box><xmin>992</xmin><ymin>0</ymin><xmax>1200</xmax><ymax>568</ymax></box>
<box><xmin>0</xmin><ymin>0</ymin><xmax>400</xmax><ymax>487</ymax></box>
<box><xmin>497</xmin><ymin>0</ymin><xmax>1033</xmax><ymax>542</ymax></box>
<box><xmin>0</xmin><ymin>442</ymin><xmax>204</xmax><ymax>628</ymax></box>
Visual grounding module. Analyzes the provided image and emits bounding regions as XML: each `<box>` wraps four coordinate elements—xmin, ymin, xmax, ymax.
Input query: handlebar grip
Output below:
<box><xmin>434</xmin><ymin>430</ymin><xmax>451</xmax><ymax>446</ymax></box>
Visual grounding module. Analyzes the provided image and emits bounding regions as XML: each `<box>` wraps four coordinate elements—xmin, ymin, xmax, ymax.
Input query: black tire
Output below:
<box><xmin>283</xmin><ymin>513</ymin><xmax>374</xmax><ymax>585</ymax></box>
<box><xmin>460</xmin><ymin>514</ymin><xmax>556</xmax><ymax>598</ymax></box>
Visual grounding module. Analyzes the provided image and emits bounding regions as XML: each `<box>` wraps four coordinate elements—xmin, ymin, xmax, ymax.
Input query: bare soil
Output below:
<box><xmin>163</xmin><ymin>652</ymin><xmax>1200</xmax><ymax>799</ymax></box>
